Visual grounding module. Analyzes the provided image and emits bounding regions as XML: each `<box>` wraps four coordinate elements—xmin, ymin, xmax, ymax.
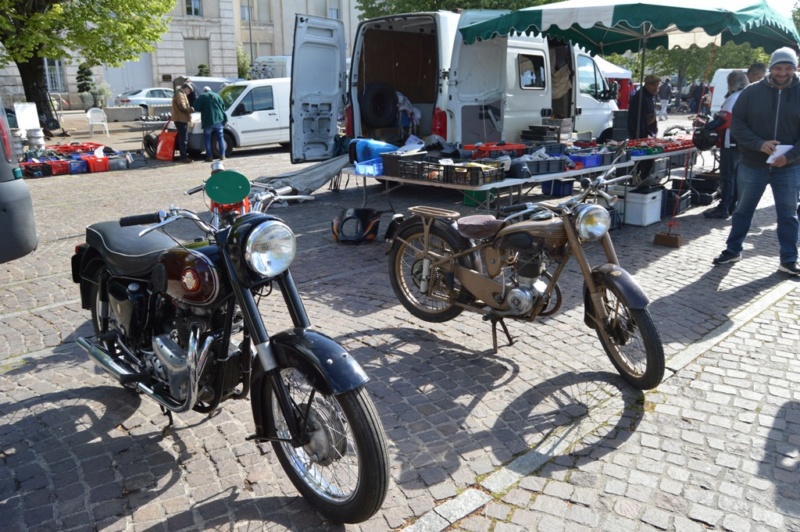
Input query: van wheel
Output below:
<box><xmin>360</xmin><ymin>82</ymin><xmax>398</xmax><ymax>128</ymax></box>
<box><xmin>212</xmin><ymin>132</ymin><xmax>235</xmax><ymax>158</ymax></box>
<box><xmin>597</xmin><ymin>128</ymin><xmax>612</xmax><ymax>144</ymax></box>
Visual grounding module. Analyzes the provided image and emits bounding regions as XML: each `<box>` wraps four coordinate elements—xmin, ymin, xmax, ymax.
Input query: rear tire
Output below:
<box><xmin>143</xmin><ymin>134</ymin><xmax>158</xmax><ymax>158</ymax></box>
<box><xmin>590</xmin><ymin>286</ymin><xmax>664</xmax><ymax>390</ymax></box>
<box><xmin>264</xmin><ymin>368</ymin><xmax>389</xmax><ymax>524</ymax></box>
<box><xmin>360</xmin><ymin>82</ymin><xmax>397</xmax><ymax>128</ymax></box>
<box><xmin>388</xmin><ymin>221</ymin><xmax>473</xmax><ymax>322</ymax></box>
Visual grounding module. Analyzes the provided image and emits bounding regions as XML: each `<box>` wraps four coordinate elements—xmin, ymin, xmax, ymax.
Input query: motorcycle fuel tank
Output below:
<box><xmin>158</xmin><ymin>245</ymin><xmax>224</xmax><ymax>306</ymax></box>
<box><xmin>495</xmin><ymin>218</ymin><xmax>568</xmax><ymax>253</ymax></box>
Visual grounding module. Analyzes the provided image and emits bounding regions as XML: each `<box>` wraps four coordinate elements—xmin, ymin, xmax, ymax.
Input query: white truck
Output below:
<box><xmin>290</xmin><ymin>11</ymin><xmax>618</xmax><ymax>163</ymax></box>
<box><xmin>189</xmin><ymin>78</ymin><xmax>291</xmax><ymax>157</ymax></box>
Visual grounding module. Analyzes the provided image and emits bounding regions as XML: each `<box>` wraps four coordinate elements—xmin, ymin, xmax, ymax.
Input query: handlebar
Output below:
<box><xmin>120</xmin><ymin>212</ymin><xmax>163</xmax><ymax>227</ymax></box>
<box><xmin>184</xmin><ymin>184</ymin><xmax>205</xmax><ymax>196</ymax></box>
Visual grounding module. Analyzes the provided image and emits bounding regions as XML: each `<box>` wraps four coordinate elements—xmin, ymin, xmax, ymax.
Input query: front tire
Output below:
<box><xmin>265</xmin><ymin>368</ymin><xmax>388</xmax><ymax>524</ymax></box>
<box><xmin>590</xmin><ymin>286</ymin><xmax>664</xmax><ymax>390</ymax></box>
<box><xmin>212</xmin><ymin>131</ymin><xmax>234</xmax><ymax>158</ymax></box>
<box><xmin>388</xmin><ymin>222</ymin><xmax>473</xmax><ymax>322</ymax></box>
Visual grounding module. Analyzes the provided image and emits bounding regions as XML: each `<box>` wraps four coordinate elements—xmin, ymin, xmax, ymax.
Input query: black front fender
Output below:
<box><xmin>250</xmin><ymin>328</ymin><xmax>369</xmax><ymax>435</ymax></box>
<box><xmin>583</xmin><ymin>264</ymin><xmax>650</xmax><ymax>328</ymax></box>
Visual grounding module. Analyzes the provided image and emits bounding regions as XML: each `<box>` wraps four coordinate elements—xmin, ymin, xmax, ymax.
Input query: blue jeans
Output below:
<box><xmin>717</xmin><ymin>147</ymin><xmax>739</xmax><ymax>215</ymax></box>
<box><xmin>725</xmin><ymin>162</ymin><xmax>800</xmax><ymax>264</ymax></box>
<box><xmin>203</xmin><ymin>124</ymin><xmax>225</xmax><ymax>158</ymax></box>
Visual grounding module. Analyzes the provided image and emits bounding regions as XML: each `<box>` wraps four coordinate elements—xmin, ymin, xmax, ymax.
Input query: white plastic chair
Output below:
<box><xmin>86</xmin><ymin>108</ymin><xmax>109</xmax><ymax>137</ymax></box>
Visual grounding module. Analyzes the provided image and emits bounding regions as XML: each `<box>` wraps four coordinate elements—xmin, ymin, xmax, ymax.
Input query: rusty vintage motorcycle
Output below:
<box><xmin>386</xmin><ymin>155</ymin><xmax>665</xmax><ymax>390</ymax></box>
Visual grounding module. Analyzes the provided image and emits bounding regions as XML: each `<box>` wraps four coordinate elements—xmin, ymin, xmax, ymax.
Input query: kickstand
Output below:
<box><xmin>160</xmin><ymin>406</ymin><xmax>174</xmax><ymax>437</ymax></box>
<box><xmin>489</xmin><ymin>317</ymin><xmax>514</xmax><ymax>353</ymax></box>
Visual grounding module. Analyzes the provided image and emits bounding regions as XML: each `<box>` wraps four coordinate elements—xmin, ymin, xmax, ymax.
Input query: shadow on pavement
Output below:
<box><xmin>758</xmin><ymin>400</ymin><xmax>800</xmax><ymax>518</ymax></box>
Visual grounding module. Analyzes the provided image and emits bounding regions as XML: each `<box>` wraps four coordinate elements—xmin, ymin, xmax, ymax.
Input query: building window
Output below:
<box><xmin>44</xmin><ymin>58</ymin><xmax>66</xmax><ymax>93</ymax></box>
<box><xmin>241</xmin><ymin>3</ymin><xmax>252</xmax><ymax>21</ymax></box>
<box><xmin>329</xmin><ymin>8</ymin><xmax>339</xmax><ymax>19</ymax></box>
<box><xmin>186</xmin><ymin>0</ymin><xmax>202</xmax><ymax>17</ymax></box>
<box><xmin>256</xmin><ymin>0</ymin><xmax>270</xmax><ymax>23</ymax></box>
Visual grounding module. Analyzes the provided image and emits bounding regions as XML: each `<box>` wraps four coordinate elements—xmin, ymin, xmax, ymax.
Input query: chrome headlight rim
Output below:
<box><xmin>244</xmin><ymin>220</ymin><xmax>297</xmax><ymax>278</ymax></box>
<box><xmin>574</xmin><ymin>204</ymin><xmax>611</xmax><ymax>241</ymax></box>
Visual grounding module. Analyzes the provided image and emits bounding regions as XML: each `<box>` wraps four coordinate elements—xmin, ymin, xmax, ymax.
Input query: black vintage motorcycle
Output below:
<box><xmin>386</xmin><ymin>155</ymin><xmax>665</xmax><ymax>390</ymax></box>
<box><xmin>71</xmin><ymin>169</ymin><xmax>389</xmax><ymax>523</ymax></box>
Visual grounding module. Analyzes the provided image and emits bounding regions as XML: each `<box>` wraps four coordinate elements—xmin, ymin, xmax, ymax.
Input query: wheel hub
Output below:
<box><xmin>302</xmin><ymin>407</ymin><xmax>347</xmax><ymax>466</ymax></box>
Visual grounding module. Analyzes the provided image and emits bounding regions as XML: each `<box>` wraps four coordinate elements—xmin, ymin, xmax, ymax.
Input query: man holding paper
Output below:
<box><xmin>712</xmin><ymin>47</ymin><xmax>800</xmax><ymax>276</ymax></box>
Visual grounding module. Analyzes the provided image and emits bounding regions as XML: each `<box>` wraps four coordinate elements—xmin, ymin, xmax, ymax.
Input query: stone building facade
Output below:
<box><xmin>0</xmin><ymin>0</ymin><xmax>361</xmax><ymax>110</ymax></box>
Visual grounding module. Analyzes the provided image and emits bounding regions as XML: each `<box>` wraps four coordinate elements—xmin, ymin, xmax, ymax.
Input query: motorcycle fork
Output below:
<box><xmin>223</xmin><ymin>239</ymin><xmax>310</xmax><ymax>446</ymax></box>
<box><xmin>561</xmin><ymin>214</ymin><xmax>618</xmax><ymax>321</ymax></box>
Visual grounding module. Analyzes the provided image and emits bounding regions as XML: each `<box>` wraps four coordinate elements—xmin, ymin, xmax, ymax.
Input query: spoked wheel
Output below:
<box><xmin>591</xmin><ymin>287</ymin><xmax>664</xmax><ymax>390</ymax></box>
<box><xmin>265</xmin><ymin>368</ymin><xmax>388</xmax><ymax>524</ymax></box>
<box><xmin>388</xmin><ymin>222</ymin><xmax>472</xmax><ymax>322</ymax></box>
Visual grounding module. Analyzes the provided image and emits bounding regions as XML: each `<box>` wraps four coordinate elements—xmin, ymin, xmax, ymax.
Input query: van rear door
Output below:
<box><xmin>290</xmin><ymin>15</ymin><xmax>346</xmax><ymax>163</ymax></box>
<box><xmin>448</xmin><ymin>25</ymin><xmax>508</xmax><ymax>145</ymax></box>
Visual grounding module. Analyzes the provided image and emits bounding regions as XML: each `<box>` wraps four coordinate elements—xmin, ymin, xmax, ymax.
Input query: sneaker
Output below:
<box><xmin>779</xmin><ymin>262</ymin><xmax>800</xmax><ymax>275</ymax></box>
<box><xmin>220</xmin><ymin>156</ymin><xmax>226</xmax><ymax>161</ymax></box>
<box><xmin>712</xmin><ymin>250</ymin><xmax>742</xmax><ymax>265</ymax></box>
<box><xmin>204</xmin><ymin>157</ymin><xmax>213</xmax><ymax>163</ymax></box>
<box><xmin>180</xmin><ymin>158</ymin><xmax>193</xmax><ymax>164</ymax></box>
<box><xmin>703</xmin><ymin>208</ymin><xmax>729</xmax><ymax>219</ymax></box>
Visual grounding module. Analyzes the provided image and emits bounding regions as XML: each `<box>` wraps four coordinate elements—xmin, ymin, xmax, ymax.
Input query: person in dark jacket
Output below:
<box><xmin>712</xmin><ymin>47</ymin><xmax>800</xmax><ymax>275</ymax></box>
<box><xmin>193</xmin><ymin>86</ymin><xmax>227</xmax><ymax>162</ymax></box>
<box><xmin>627</xmin><ymin>74</ymin><xmax>659</xmax><ymax>139</ymax></box>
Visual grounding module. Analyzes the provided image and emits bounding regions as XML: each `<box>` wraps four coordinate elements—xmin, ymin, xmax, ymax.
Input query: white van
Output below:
<box><xmin>290</xmin><ymin>12</ymin><xmax>617</xmax><ymax>163</ymax></box>
<box><xmin>708</xmin><ymin>68</ymin><xmax>746</xmax><ymax>115</ymax></box>
<box><xmin>189</xmin><ymin>78</ymin><xmax>290</xmax><ymax>157</ymax></box>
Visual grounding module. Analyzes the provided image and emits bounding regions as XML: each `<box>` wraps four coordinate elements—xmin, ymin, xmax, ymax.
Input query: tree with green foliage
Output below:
<box><xmin>355</xmin><ymin>0</ymin><xmax>556</xmax><ymax>20</ymax></box>
<box><xmin>237</xmin><ymin>45</ymin><xmax>251</xmax><ymax>79</ymax></box>
<box><xmin>605</xmin><ymin>42</ymin><xmax>770</xmax><ymax>97</ymax></box>
<box><xmin>0</xmin><ymin>0</ymin><xmax>172</xmax><ymax>126</ymax></box>
<box><xmin>75</xmin><ymin>63</ymin><xmax>93</xmax><ymax>95</ymax></box>
<box><xmin>197</xmin><ymin>64</ymin><xmax>211</xmax><ymax>76</ymax></box>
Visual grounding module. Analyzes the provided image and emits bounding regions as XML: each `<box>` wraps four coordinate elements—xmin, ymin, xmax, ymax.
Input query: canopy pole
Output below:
<box><xmin>634</xmin><ymin>33</ymin><xmax>648</xmax><ymax>139</ymax></box>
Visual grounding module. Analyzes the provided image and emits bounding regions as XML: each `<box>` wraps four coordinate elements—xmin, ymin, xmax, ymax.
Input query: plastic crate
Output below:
<box><xmin>662</xmin><ymin>188</ymin><xmax>691</xmax><ymax>217</ymax></box>
<box><xmin>82</xmin><ymin>155</ymin><xmax>110</xmax><ymax>173</ymax></box>
<box><xmin>527</xmin><ymin>143</ymin><xmax>565</xmax><ymax>156</ymax></box>
<box><xmin>542</xmin><ymin>118</ymin><xmax>572</xmax><ymax>135</ymax></box>
<box><xmin>464</xmin><ymin>142</ymin><xmax>526</xmax><ymax>158</ymax></box>
<box><xmin>463</xmin><ymin>189</ymin><xmax>497</xmax><ymax>207</ymax></box>
<box><xmin>69</xmin><ymin>159</ymin><xmax>89</xmax><ymax>174</ymax></box>
<box><xmin>539</xmin><ymin>158</ymin><xmax>565</xmax><ymax>174</ymax></box>
<box><xmin>108</xmin><ymin>156</ymin><xmax>129</xmax><ymax>171</ymax></box>
<box><xmin>446</xmin><ymin>161</ymin><xmax>504</xmax><ymax>186</ymax></box>
<box><xmin>45</xmin><ymin>160</ymin><xmax>71</xmax><ymax>175</ymax></box>
<box><xmin>624</xmin><ymin>188</ymin><xmax>663</xmax><ymax>226</ymax></box>
<box><xmin>20</xmin><ymin>162</ymin><xmax>51</xmax><ymax>178</ymax></box>
<box><xmin>508</xmin><ymin>159</ymin><xmax>542</xmax><ymax>178</ymax></box>
<box><xmin>568</xmin><ymin>153</ymin><xmax>602</xmax><ymax>168</ymax></box>
<box><xmin>354</xmin><ymin>157</ymin><xmax>383</xmax><ymax>176</ymax></box>
<box><xmin>380</xmin><ymin>151</ymin><xmax>427</xmax><ymax>177</ymax></box>
<box><xmin>607</xmin><ymin>207</ymin><xmax>622</xmax><ymax>230</ymax></box>
<box><xmin>541</xmin><ymin>178</ymin><xmax>574</xmax><ymax>197</ymax></box>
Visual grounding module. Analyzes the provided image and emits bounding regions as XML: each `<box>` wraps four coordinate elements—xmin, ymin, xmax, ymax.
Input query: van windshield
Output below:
<box><xmin>220</xmin><ymin>86</ymin><xmax>246</xmax><ymax>110</ymax></box>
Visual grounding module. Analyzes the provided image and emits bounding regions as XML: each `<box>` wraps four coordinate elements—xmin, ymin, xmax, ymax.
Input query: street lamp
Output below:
<box><xmin>247</xmin><ymin>0</ymin><xmax>254</xmax><ymax>63</ymax></box>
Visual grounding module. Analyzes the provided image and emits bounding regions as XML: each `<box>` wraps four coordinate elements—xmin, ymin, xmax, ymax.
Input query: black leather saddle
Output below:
<box><xmin>86</xmin><ymin>221</ymin><xmax>175</xmax><ymax>277</ymax></box>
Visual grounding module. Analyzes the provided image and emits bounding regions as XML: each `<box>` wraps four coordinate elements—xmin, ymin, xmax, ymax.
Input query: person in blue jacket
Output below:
<box><xmin>712</xmin><ymin>48</ymin><xmax>800</xmax><ymax>276</ymax></box>
<box><xmin>192</xmin><ymin>86</ymin><xmax>227</xmax><ymax>162</ymax></box>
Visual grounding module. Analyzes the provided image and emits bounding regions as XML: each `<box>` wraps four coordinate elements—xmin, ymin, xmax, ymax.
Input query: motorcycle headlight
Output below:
<box><xmin>574</xmin><ymin>204</ymin><xmax>611</xmax><ymax>241</ymax></box>
<box><xmin>244</xmin><ymin>221</ymin><xmax>296</xmax><ymax>277</ymax></box>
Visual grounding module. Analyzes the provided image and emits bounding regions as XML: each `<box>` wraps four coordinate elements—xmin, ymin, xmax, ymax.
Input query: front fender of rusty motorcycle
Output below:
<box><xmin>583</xmin><ymin>263</ymin><xmax>650</xmax><ymax>328</ymax></box>
<box><xmin>249</xmin><ymin>329</ymin><xmax>369</xmax><ymax>433</ymax></box>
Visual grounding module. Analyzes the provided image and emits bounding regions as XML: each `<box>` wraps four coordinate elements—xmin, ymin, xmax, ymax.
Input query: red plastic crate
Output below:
<box><xmin>81</xmin><ymin>155</ymin><xmax>110</xmax><ymax>173</ymax></box>
<box><xmin>463</xmin><ymin>142</ymin><xmax>526</xmax><ymax>158</ymax></box>
<box><xmin>46</xmin><ymin>160</ymin><xmax>71</xmax><ymax>175</ymax></box>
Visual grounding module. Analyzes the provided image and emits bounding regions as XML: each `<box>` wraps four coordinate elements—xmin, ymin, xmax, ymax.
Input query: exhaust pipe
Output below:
<box><xmin>76</xmin><ymin>331</ymin><xmax>214</xmax><ymax>413</ymax></box>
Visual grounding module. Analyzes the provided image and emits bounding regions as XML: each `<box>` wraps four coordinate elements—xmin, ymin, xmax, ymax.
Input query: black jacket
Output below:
<box><xmin>731</xmin><ymin>74</ymin><xmax>800</xmax><ymax>167</ymax></box>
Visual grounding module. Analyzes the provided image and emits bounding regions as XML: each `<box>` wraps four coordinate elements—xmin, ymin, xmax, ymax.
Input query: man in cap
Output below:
<box><xmin>712</xmin><ymin>47</ymin><xmax>800</xmax><ymax>275</ymax></box>
<box><xmin>171</xmin><ymin>83</ymin><xmax>194</xmax><ymax>163</ymax></box>
<box><xmin>627</xmin><ymin>74</ymin><xmax>660</xmax><ymax>139</ymax></box>
<box><xmin>192</xmin><ymin>86</ymin><xmax>228</xmax><ymax>162</ymax></box>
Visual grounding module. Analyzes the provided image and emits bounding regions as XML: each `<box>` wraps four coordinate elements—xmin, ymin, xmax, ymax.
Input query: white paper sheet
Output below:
<box><xmin>766</xmin><ymin>145</ymin><xmax>793</xmax><ymax>164</ymax></box>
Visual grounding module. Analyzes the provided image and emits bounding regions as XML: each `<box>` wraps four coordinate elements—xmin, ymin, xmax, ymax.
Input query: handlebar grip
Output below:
<box><xmin>120</xmin><ymin>213</ymin><xmax>162</xmax><ymax>227</ymax></box>
<box><xmin>185</xmin><ymin>184</ymin><xmax>204</xmax><ymax>195</ymax></box>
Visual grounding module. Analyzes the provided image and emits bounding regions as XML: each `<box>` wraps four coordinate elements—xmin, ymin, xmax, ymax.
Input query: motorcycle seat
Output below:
<box><xmin>86</xmin><ymin>221</ymin><xmax>176</xmax><ymax>277</ymax></box>
<box><xmin>457</xmin><ymin>215</ymin><xmax>505</xmax><ymax>240</ymax></box>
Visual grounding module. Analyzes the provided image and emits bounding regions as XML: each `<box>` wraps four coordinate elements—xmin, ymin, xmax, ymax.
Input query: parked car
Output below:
<box><xmin>0</xmin><ymin>94</ymin><xmax>37</xmax><ymax>264</ymax></box>
<box><xmin>114</xmin><ymin>87</ymin><xmax>174</xmax><ymax>110</ymax></box>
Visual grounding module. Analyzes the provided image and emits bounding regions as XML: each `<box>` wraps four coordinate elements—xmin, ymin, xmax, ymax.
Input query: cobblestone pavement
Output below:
<box><xmin>1</xmin><ymin>123</ymin><xmax>799</xmax><ymax>531</ymax></box>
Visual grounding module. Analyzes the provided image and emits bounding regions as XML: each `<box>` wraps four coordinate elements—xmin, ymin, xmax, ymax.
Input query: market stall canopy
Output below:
<box><xmin>594</xmin><ymin>55</ymin><xmax>632</xmax><ymax>79</ymax></box>
<box><xmin>459</xmin><ymin>0</ymin><xmax>800</xmax><ymax>54</ymax></box>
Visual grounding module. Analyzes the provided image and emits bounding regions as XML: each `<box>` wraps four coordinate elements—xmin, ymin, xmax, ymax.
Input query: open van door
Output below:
<box><xmin>290</xmin><ymin>15</ymin><xmax>346</xmax><ymax>164</ymax></box>
<box><xmin>448</xmin><ymin>17</ymin><xmax>508</xmax><ymax>145</ymax></box>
